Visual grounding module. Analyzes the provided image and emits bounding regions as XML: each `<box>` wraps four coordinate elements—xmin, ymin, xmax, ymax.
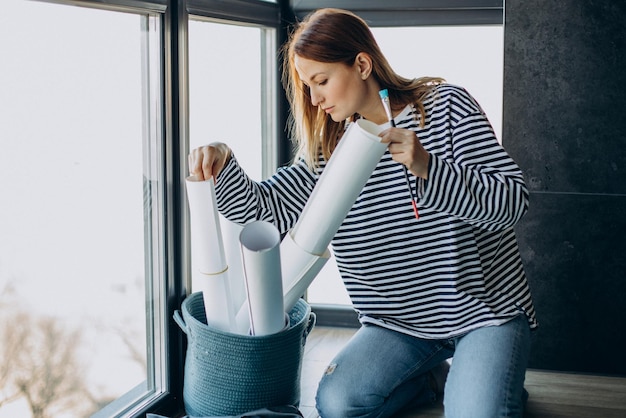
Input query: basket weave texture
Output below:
<box><xmin>174</xmin><ymin>292</ymin><xmax>315</xmax><ymax>416</ymax></box>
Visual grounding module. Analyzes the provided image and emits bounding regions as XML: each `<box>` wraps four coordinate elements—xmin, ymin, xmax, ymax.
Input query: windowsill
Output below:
<box><xmin>310</xmin><ymin>303</ymin><xmax>359</xmax><ymax>328</ymax></box>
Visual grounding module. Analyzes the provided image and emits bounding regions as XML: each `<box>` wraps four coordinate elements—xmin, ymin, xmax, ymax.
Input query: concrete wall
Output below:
<box><xmin>503</xmin><ymin>1</ymin><xmax>626</xmax><ymax>375</ymax></box>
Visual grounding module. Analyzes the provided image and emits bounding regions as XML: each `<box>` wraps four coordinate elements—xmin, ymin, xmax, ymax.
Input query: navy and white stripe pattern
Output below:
<box><xmin>215</xmin><ymin>84</ymin><xmax>537</xmax><ymax>339</ymax></box>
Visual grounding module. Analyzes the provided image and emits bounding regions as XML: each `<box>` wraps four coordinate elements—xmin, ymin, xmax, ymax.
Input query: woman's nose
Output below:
<box><xmin>310</xmin><ymin>87</ymin><xmax>322</xmax><ymax>106</ymax></box>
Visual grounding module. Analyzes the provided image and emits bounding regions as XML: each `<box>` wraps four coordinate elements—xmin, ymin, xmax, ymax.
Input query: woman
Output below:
<box><xmin>189</xmin><ymin>8</ymin><xmax>537</xmax><ymax>418</ymax></box>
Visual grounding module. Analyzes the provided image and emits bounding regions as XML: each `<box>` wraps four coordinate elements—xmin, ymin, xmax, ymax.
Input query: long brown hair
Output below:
<box><xmin>282</xmin><ymin>8</ymin><xmax>444</xmax><ymax>169</ymax></box>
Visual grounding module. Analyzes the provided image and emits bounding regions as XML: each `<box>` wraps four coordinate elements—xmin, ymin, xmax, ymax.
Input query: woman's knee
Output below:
<box><xmin>315</xmin><ymin>365</ymin><xmax>383</xmax><ymax>418</ymax></box>
<box><xmin>315</xmin><ymin>386</ymin><xmax>348</xmax><ymax>418</ymax></box>
<box><xmin>316</xmin><ymin>374</ymin><xmax>355</xmax><ymax>418</ymax></box>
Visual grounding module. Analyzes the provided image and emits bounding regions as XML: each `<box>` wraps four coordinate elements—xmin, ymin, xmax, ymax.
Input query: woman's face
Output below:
<box><xmin>294</xmin><ymin>55</ymin><xmax>369</xmax><ymax>122</ymax></box>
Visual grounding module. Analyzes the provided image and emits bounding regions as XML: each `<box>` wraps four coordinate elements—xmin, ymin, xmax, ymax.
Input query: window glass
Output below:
<box><xmin>0</xmin><ymin>1</ymin><xmax>162</xmax><ymax>417</ymax></box>
<box><xmin>306</xmin><ymin>25</ymin><xmax>504</xmax><ymax>306</ymax></box>
<box><xmin>188</xmin><ymin>20</ymin><xmax>268</xmax><ymax>180</ymax></box>
<box><xmin>372</xmin><ymin>26</ymin><xmax>504</xmax><ymax>140</ymax></box>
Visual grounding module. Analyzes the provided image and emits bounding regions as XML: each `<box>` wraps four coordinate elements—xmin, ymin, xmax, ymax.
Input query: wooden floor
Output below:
<box><xmin>299</xmin><ymin>326</ymin><xmax>626</xmax><ymax>418</ymax></box>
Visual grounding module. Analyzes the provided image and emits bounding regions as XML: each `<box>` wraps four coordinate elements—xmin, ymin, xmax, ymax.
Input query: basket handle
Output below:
<box><xmin>173</xmin><ymin>310</ymin><xmax>189</xmax><ymax>335</ymax></box>
<box><xmin>303</xmin><ymin>312</ymin><xmax>316</xmax><ymax>344</ymax></box>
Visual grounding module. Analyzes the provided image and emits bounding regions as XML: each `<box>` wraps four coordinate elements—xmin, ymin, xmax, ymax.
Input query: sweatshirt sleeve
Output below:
<box><xmin>416</xmin><ymin>90</ymin><xmax>529</xmax><ymax>231</ymax></box>
<box><xmin>214</xmin><ymin>155</ymin><xmax>318</xmax><ymax>234</ymax></box>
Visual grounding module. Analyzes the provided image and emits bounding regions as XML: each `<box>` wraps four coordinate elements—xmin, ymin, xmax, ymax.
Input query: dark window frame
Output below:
<box><xmin>290</xmin><ymin>0</ymin><xmax>503</xmax><ymax>26</ymax></box>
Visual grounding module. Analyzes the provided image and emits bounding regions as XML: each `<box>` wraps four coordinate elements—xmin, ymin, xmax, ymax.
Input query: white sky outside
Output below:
<box><xmin>0</xmin><ymin>2</ymin><xmax>147</xmax><ymax>416</ymax></box>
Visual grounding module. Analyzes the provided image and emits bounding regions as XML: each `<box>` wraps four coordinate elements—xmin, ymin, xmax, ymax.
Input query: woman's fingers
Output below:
<box><xmin>379</xmin><ymin>128</ymin><xmax>429</xmax><ymax>178</ymax></box>
<box><xmin>380</xmin><ymin>128</ymin><xmax>419</xmax><ymax>165</ymax></box>
<box><xmin>188</xmin><ymin>143</ymin><xmax>230</xmax><ymax>181</ymax></box>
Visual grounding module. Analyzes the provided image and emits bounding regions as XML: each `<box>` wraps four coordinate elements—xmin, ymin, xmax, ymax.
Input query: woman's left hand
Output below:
<box><xmin>379</xmin><ymin>127</ymin><xmax>430</xmax><ymax>179</ymax></box>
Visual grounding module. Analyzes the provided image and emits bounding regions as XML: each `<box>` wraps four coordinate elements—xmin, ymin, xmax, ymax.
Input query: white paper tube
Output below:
<box><xmin>239</xmin><ymin>221</ymin><xmax>285</xmax><ymax>336</ymax></box>
<box><xmin>192</xmin><ymin>270</ymin><xmax>236</xmax><ymax>331</ymax></box>
<box><xmin>280</xmin><ymin>232</ymin><xmax>330</xmax><ymax>312</ymax></box>
<box><xmin>185</xmin><ymin>176</ymin><xmax>235</xmax><ymax>332</ymax></box>
<box><xmin>291</xmin><ymin>119</ymin><xmax>387</xmax><ymax>255</ymax></box>
<box><xmin>233</xmin><ymin>231</ymin><xmax>331</xmax><ymax>331</ymax></box>
<box><xmin>234</xmin><ymin>300</ymin><xmax>252</xmax><ymax>335</ymax></box>
<box><xmin>185</xmin><ymin>176</ymin><xmax>227</xmax><ymax>274</ymax></box>
<box><xmin>220</xmin><ymin>217</ymin><xmax>246</xmax><ymax>311</ymax></box>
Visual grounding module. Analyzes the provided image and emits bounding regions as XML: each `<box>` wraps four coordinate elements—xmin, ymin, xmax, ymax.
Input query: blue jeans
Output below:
<box><xmin>315</xmin><ymin>315</ymin><xmax>531</xmax><ymax>418</ymax></box>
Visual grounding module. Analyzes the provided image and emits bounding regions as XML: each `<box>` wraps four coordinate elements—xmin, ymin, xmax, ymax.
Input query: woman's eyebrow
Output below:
<box><xmin>305</xmin><ymin>72</ymin><xmax>326</xmax><ymax>83</ymax></box>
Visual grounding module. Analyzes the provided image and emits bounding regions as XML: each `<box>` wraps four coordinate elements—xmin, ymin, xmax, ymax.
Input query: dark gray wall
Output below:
<box><xmin>503</xmin><ymin>1</ymin><xmax>626</xmax><ymax>375</ymax></box>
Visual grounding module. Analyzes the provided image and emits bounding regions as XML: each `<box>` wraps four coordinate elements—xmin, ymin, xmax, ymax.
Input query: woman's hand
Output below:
<box><xmin>379</xmin><ymin>127</ymin><xmax>430</xmax><ymax>179</ymax></box>
<box><xmin>188</xmin><ymin>142</ymin><xmax>232</xmax><ymax>182</ymax></box>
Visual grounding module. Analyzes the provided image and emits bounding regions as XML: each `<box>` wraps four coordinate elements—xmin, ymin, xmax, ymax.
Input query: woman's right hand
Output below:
<box><xmin>188</xmin><ymin>142</ymin><xmax>232</xmax><ymax>182</ymax></box>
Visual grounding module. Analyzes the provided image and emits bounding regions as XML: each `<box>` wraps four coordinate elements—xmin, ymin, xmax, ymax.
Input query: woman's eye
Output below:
<box><xmin>318</xmin><ymin>80</ymin><xmax>328</xmax><ymax>86</ymax></box>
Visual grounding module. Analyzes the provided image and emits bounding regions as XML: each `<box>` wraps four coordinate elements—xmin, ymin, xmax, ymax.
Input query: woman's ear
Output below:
<box><xmin>355</xmin><ymin>52</ymin><xmax>373</xmax><ymax>80</ymax></box>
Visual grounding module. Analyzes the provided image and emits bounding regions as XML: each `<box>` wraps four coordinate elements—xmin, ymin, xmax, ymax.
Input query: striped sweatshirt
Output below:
<box><xmin>215</xmin><ymin>84</ymin><xmax>538</xmax><ymax>339</ymax></box>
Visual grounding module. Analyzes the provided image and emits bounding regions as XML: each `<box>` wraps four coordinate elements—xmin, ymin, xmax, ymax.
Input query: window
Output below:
<box><xmin>306</xmin><ymin>24</ymin><xmax>504</xmax><ymax>307</ymax></box>
<box><xmin>0</xmin><ymin>1</ymin><xmax>165</xmax><ymax>417</ymax></box>
<box><xmin>372</xmin><ymin>26</ymin><xmax>504</xmax><ymax>141</ymax></box>
<box><xmin>188</xmin><ymin>19</ymin><xmax>275</xmax><ymax>180</ymax></box>
<box><xmin>1</xmin><ymin>0</ymin><xmax>282</xmax><ymax>416</ymax></box>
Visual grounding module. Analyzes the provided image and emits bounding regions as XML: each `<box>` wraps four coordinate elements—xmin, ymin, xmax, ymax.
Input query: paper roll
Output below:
<box><xmin>192</xmin><ymin>270</ymin><xmax>236</xmax><ymax>331</ymax></box>
<box><xmin>185</xmin><ymin>176</ymin><xmax>235</xmax><ymax>332</ymax></box>
<box><xmin>291</xmin><ymin>119</ymin><xmax>387</xmax><ymax>255</ymax></box>
<box><xmin>239</xmin><ymin>221</ymin><xmax>285</xmax><ymax>336</ymax></box>
<box><xmin>233</xmin><ymin>231</ymin><xmax>330</xmax><ymax>330</ymax></box>
<box><xmin>185</xmin><ymin>176</ymin><xmax>227</xmax><ymax>274</ymax></box>
<box><xmin>220</xmin><ymin>217</ymin><xmax>246</xmax><ymax>311</ymax></box>
<box><xmin>281</xmin><ymin>232</ymin><xmax>330</xmax><ymax>312</ymax></box>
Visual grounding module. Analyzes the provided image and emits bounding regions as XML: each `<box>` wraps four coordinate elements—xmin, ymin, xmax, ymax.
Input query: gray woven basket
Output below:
<box><xmin>174</xmin><ymin>292</ymin><xmax>315</xmax><ymax>416</ymax></box>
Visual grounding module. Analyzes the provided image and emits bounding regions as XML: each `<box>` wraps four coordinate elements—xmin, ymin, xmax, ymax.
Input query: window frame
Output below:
<box><xmin>290</xmin><ymin>0</ymin><xmax>503</xmax><ymax>26</ymax></box>
<box><xmin>27</xmin><ymin>1</ymin><xmax>288</xmax><ymax>417</ymax></box>
<box><xmin>184</xmin><ymin>0</ymin><xmax>291</xmax><ymax>172</ymax></box>
<box><xmin>4</xmin><ymin>0</ymin><xmax>181</xmax><ymax>416</ymax></box>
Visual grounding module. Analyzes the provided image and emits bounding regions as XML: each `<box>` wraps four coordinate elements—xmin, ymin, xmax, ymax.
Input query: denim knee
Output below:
<box><xmin>315</xmin><ymin>364</ymin><xmax>385</xmax><ymax>418</ymax></box>
<box><xmin>315</xmin><ymin>370</ymin><xmax>358</xmax><ymax>418</ymax></box>
<box><xmin>315</xmin><ymin>363</ymin><xmax>438</xmax><ymax>418</ymax></box>
<box><xmin>315</xmin><ymin>386</ymin><xmax>345</xmax><ymax>418</ymax></box>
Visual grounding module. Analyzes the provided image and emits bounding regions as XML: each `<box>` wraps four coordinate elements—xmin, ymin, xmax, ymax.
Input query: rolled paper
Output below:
<box><xmin>281</xmin><ymin>232</ymin><xmax>330</xmax><ymax>312</ymax></box>
<box><xmin>185</xmin><ymin>176</ymin><xmax>227</xmax><ymax>274</ymax></box>
<box><xmin>291</xmin><ymin>119</ymin><xmax>387</xmax><ymax>255</ymax></box>
<box><xmin>233</xmin><ymin>231</ymin><xmax>330</xmax><ymax>332</ymax></box>
<box><xmin>185</xmin><ymin>175</ymin><xmax>235</xmax><ymax>332</ymax></box>
<box><xmin>193</xmin><ymin>270</ymin><xmax>236</xmax><ymax>332</ymax></box>
<box><xmin>234</xmin><ymin>301</ymin><xmax>252</xmax><ymax>335</ymax></box>
<box><xmin>239</xmin><ymin>221</ymin><xmax>285</xmax><ymax>336</ymax></box>
<box><xmin>220</xmin><ymin>217</ymin><xmax>246</xmax><ymax>311</ymax></box>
